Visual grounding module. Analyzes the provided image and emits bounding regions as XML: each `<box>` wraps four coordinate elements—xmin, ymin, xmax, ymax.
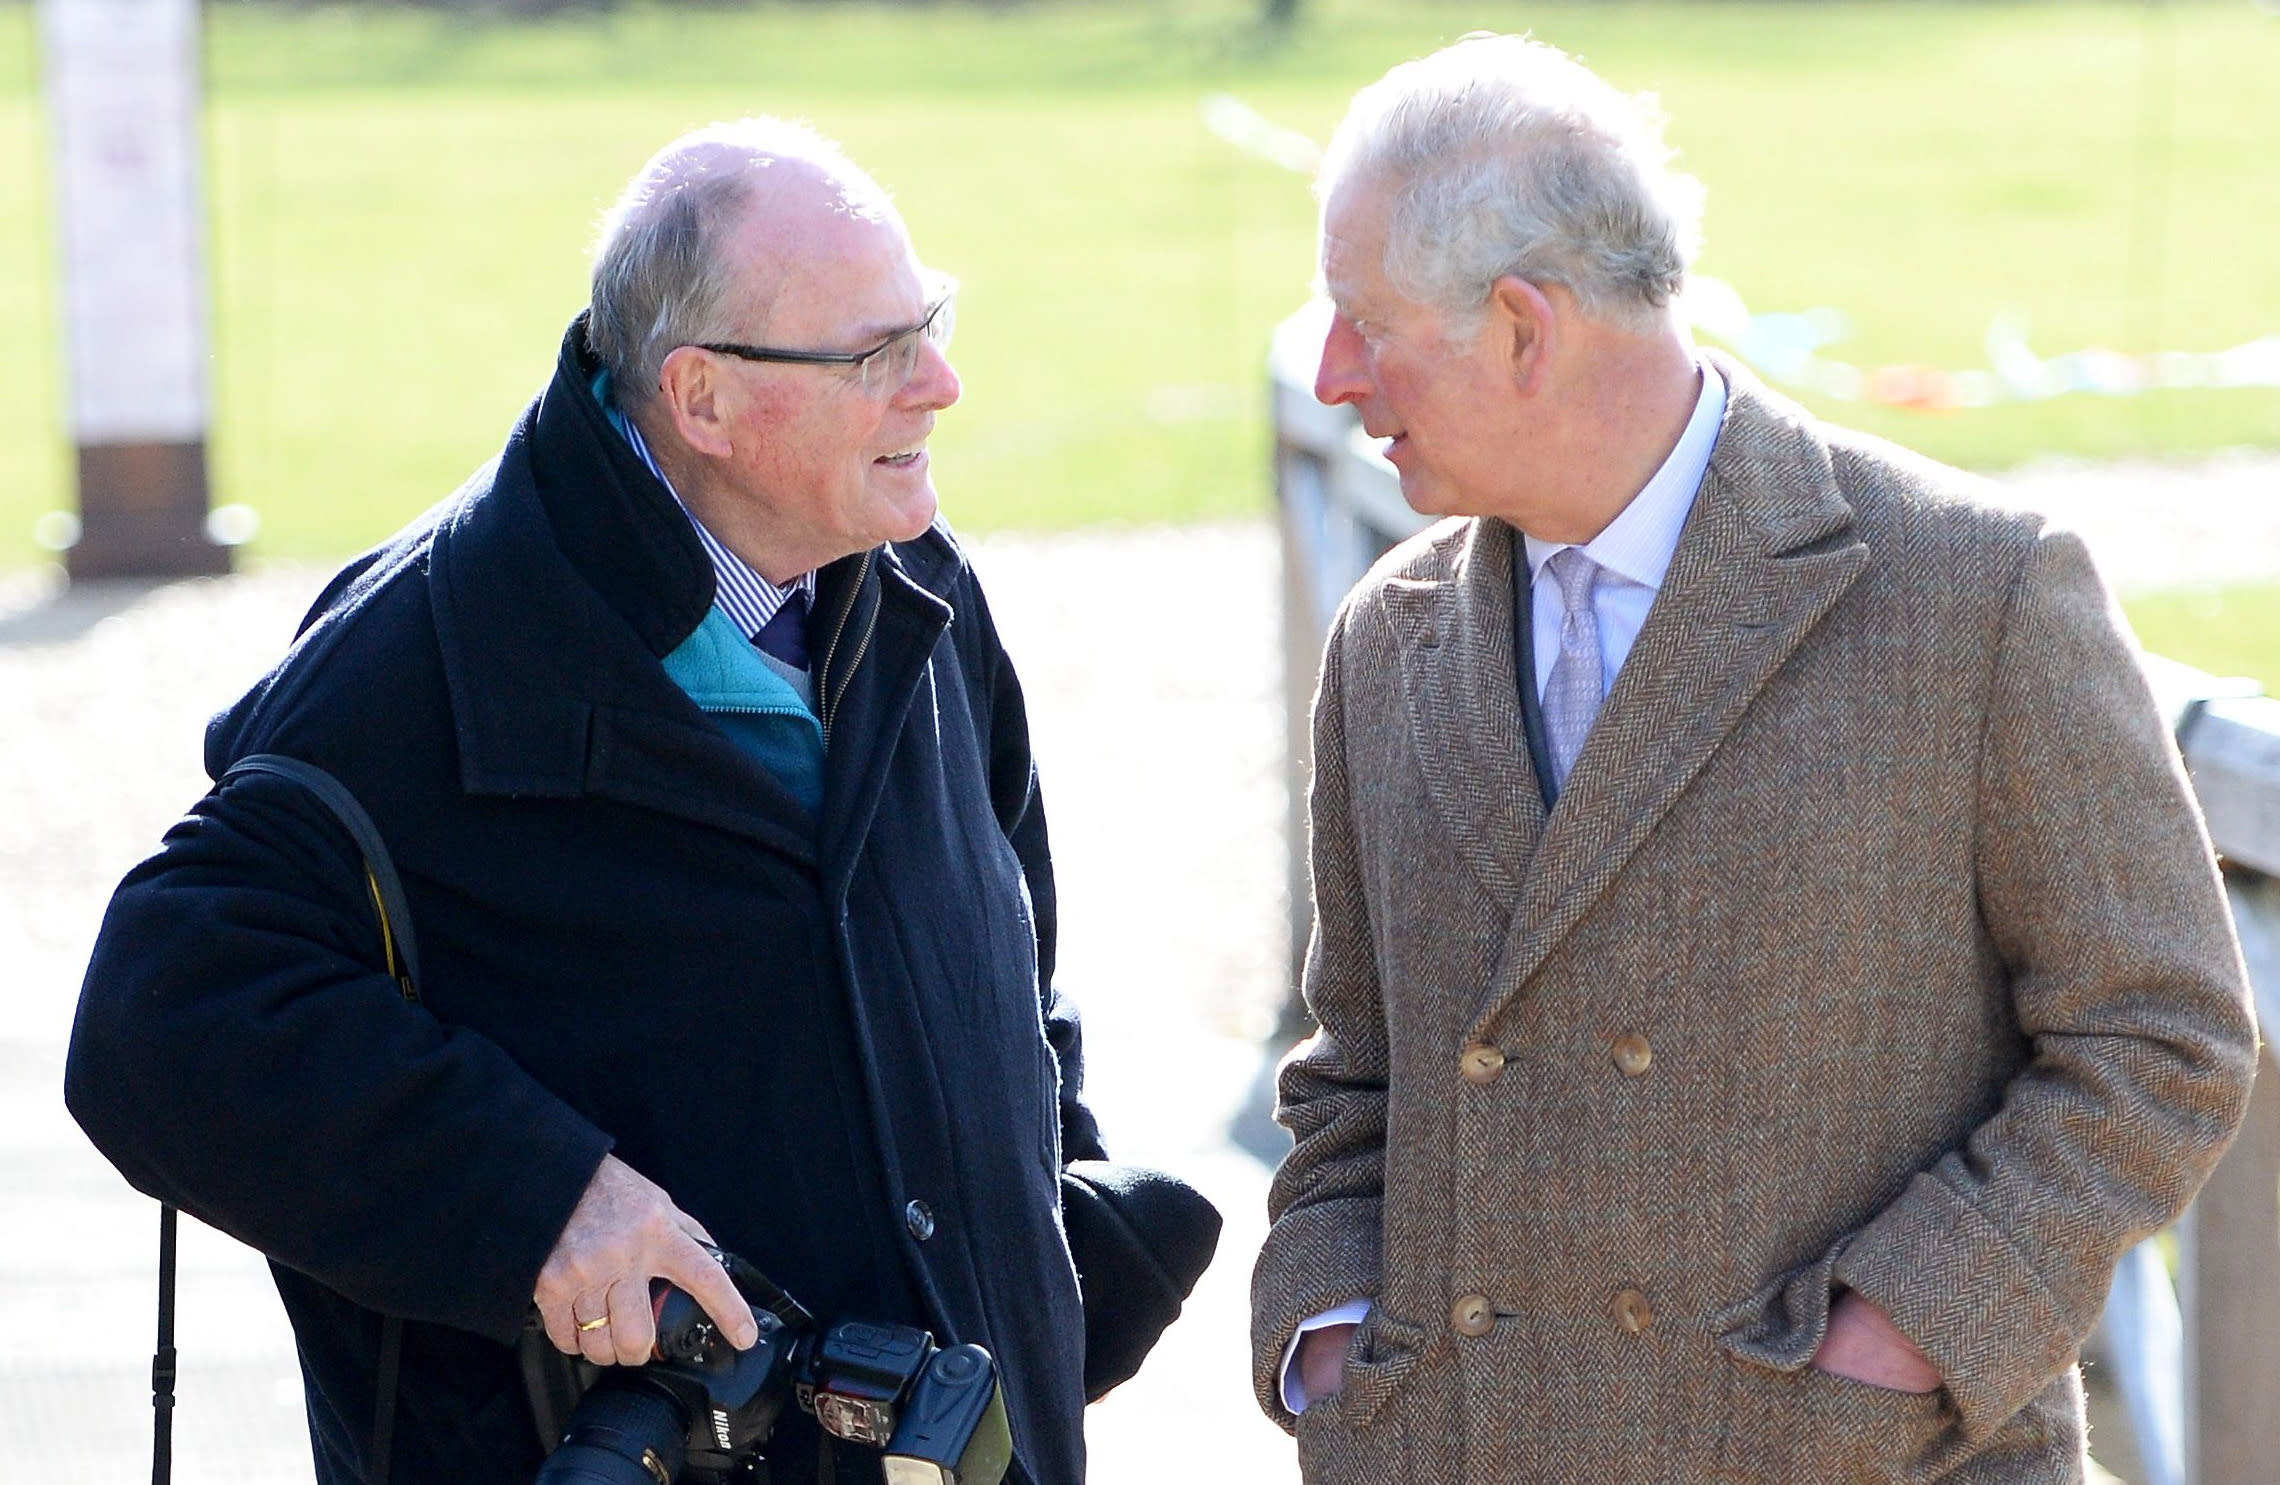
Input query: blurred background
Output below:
<box><xmin>4</xmin><ymin>3</ymin><xmax>2278</xmax><ymax>1483</ymax></box>
<box><xmin>2</xmin><ymin>0</ymin><xmax>2277</xmax><ymax>672</ymax></box>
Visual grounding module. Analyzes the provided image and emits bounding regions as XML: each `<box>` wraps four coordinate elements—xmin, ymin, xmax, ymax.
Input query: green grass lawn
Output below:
<box><xmin>2124</xmin><ymin>584</ymin><xmax>2280</xmax><ymax>691</ymax></box>
<box><xmin>2</xmin><ymin>0</ymin><xmax>2277</xmax><ymax>614</ymax></box>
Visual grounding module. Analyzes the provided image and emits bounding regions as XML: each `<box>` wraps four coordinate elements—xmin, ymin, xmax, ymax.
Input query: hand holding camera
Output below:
<box><xmin>533</xmin><ymin>1154</ymin><xmax>762</xmax><ymax>1367</ymax></box>
<box><xmin>524</xmin><ymin>1241</ymin><xmax>1011</xmax><ymax>1485</ymax></box>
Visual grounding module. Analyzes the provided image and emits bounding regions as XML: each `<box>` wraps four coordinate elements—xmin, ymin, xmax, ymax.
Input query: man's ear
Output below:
<box><xmin>1487</xmin><ymin>274</ymin><xmax>1557</xmax><ymax>393</ymax></box>
<box><xmin>655</xmin><ymin>346</ymin><xmax>736</xmax><ymax>459</ymax></box>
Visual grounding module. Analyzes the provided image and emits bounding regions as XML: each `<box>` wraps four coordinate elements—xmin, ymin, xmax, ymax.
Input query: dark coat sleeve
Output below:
<box><xmin>64</xmin><ymin>767</ymin><xmax>613</xmax><ymax>1343</ymax></box>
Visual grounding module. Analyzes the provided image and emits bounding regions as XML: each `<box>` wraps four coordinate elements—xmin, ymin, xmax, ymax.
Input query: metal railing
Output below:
<box><xmin>1269</xmin><ymin>307</ymin><xmax>2280</xmax><ymax>1485</ymax></box>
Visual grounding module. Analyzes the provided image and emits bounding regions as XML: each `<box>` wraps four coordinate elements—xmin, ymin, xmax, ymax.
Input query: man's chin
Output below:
<box><xmin>1397</xmin><ymin>474</ymin><xmax>1463</xmax><ymax>519</ymax></box>
<box><xmin>878</xmin><ymin>485</ymin><xmax>941</xmax><ymax>543</ymax></box>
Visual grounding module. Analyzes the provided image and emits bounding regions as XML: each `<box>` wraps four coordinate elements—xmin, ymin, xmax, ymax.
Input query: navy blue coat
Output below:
<box><xmin>67</xmin><ymin>322</ymin><xmax>1206</xmax><ymax>1484</ymax></box>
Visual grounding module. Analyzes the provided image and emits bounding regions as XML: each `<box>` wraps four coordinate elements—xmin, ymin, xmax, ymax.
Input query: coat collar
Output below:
<box><xmin>1379</xmin><ymin>355</ymin><xmax>1871</xmax><ymax>1033</ymax></box>
<box><xmin>425</xmin><ymin>317</ymin><xmax>706</xmax><ymax>801</ymax></box>
<box><xmin>425</xmin><ymin>316</ymin><xmax>962</xmax><ymax>863</ymax></box>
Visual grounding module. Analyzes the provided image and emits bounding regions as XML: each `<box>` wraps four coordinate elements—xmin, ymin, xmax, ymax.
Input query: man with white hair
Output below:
<box><xmin>1251</xmin><ymin>36</ymin><xmax>2254</xmax><ymax>1483</ymax></box>
<box><xmin>69</xmin><ymin>120</ymin><xmax>1217</xmax><ymax>1484</ymax></box>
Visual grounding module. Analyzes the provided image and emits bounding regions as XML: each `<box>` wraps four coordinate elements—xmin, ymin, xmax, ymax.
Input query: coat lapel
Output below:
<box><xmin>1387</xmin><ymin>518</ymin><xmax>1548</xmax><ymax>907</ymax></box>
<box><xmin>816</xmin><ymin>546</ymin><xmax>954</xmax><ymax>902</ymax></box>
<box><xmin>1468</xmin><ymin>369</ymin><xmax>1870</xmax><ymax>1038</ymax></box>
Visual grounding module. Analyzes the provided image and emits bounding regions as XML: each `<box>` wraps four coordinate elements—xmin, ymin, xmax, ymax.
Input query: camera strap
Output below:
<box><xmin>153</xmin><ymin>753</ymin><xmax>422</xmax><ymax>1485</ymax></box>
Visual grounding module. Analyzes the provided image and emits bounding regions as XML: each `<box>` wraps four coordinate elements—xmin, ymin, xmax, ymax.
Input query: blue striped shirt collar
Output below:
<box><xmin>607</xmin><ymin>386</ymin><xmax>816</xmax><ymax>640</ymax></box>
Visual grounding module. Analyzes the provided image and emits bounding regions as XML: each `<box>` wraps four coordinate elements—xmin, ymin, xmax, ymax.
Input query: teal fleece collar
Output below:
<box><xmin>661</xmin><ymin>607</ymin><xmax>820</xmax><ymax>727</ymax></box>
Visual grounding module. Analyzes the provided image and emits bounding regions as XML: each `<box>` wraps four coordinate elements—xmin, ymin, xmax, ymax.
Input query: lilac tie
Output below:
<box><xmin>752</xmin><ymin>590</ymin><xmax>810</xmax><ymax>671</ymax></box>
<box><xmin>1541</xmin><ymin>547</ymin><xmax>1604</xmax><ymax>795</ymax></box>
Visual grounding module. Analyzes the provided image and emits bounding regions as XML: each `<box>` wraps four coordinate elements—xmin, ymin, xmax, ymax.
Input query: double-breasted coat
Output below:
<box><xmin>1251</xmin><ymin>361</ymin><xmax>2257</xmax><ymax>1483</ymax></box>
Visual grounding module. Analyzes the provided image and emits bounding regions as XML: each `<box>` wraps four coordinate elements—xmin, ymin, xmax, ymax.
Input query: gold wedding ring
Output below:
<box><xmin>577</xmin><ymin>1315</ymin><xmax>611</xmax><ymax>1333</ymax></box>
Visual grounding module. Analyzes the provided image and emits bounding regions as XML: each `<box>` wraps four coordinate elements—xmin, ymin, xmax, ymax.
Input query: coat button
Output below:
<box><xmin>1612</xmin><ymin>1288</ymin><xmax>1654</xmax><ymax>1334</ymax></box>
<box><xmin>904</xmin><ymin>1199</ymin><xmax>936</xmax><ymax>1242</ymax></box>
<box><xmin>1451</xmin><ymin>1293</ymin><xmax>1496</xmax><ymax>1337</ymax></box>
<box><xmin>1611</xmin><ymin>1033</ymin><xmax>1653</xmax><ymax>1077</ymax></box>
<box><xmin>1459</xmin><ymin>1044</ymin><xmax>1506</xmax><ymax>1085</ymax></box>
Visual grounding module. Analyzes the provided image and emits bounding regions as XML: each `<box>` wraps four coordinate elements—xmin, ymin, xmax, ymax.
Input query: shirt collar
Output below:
<box><xmin>592</xmin><ymin>370</ymin><xmax>816</xmax><ymax>638</ymax></box>
<box><xmin>1523</xmin><ymin>359</ymin><xmax>1726</xmax><ymax>592</ymax></box>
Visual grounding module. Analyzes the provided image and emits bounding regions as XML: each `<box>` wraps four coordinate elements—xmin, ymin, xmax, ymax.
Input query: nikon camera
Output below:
<box><xmin>523</xmin><ymin>1246</ymin><xmax>1011</xmax><ymax>1485</ymax></box>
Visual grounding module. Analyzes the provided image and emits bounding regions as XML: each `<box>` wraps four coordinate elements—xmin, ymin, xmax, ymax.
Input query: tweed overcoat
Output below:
<box><xmin>1251</xmin><ymin>361</ymin><xmax>2258</xmax><ymax>1484</ymax></box>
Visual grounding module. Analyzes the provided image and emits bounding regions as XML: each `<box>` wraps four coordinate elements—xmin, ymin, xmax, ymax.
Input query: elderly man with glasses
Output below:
<box><xmin>68</xmin><ymin>119</ymin><xmax>1217</xmax><ymax>1485</ymax></box>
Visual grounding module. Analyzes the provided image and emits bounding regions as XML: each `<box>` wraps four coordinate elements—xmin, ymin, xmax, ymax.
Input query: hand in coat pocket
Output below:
<box><xmin>1297</xmin><ymin>1322</ymin><xmax>1359</xmax><ymax>1406</ymax></box>
<box><xmin>1812</xmin><ymin>1289</ymin><xmax>1941</xmax><ymax>1394</ymax></box>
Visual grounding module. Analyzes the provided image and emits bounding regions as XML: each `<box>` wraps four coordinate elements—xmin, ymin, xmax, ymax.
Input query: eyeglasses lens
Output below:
<box><xmin>858</xmin><ymin>294</ymin><xmax>956</xmax><ymax>398</ymax></box>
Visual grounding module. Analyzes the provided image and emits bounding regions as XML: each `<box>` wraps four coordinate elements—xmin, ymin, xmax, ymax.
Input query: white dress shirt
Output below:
<box><xmin>1280</xmin><ymin>360</ymin><xmax>1727</xmax><ymax>1415</ymax></box>
<box><xmin>1521</xmin><ymin>362</ymin><xmax>1726</xmax><ymax>700</ymax></box>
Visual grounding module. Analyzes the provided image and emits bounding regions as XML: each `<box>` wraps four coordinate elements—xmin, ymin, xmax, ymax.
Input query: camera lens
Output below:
<box><xmin>533</xmin><ymin>1379</ymin><xmax>690</xmax><ymax>1485</ymax></box>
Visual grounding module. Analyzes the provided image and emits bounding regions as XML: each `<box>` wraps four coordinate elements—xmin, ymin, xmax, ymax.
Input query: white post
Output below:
<box><xmin>38</xmin><ymin>0</ymin><xmax>228</xmax><ymax>579</ymax></box>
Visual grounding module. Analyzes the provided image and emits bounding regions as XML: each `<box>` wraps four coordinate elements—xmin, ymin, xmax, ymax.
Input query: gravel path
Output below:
<box><xmin>1986</xmin><ymin>449</ymin><xmax>2280</xmax><ymax>596</ymax></box>
<box><xmin>1</xmin><ymin>452</ymin><xmax>2271</xmax><ymax>1481</ymax></box>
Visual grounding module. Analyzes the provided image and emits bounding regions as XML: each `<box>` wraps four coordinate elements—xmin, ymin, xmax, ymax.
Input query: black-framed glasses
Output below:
<box><xmin>693</xmin><ymin>277</ymin><xmax>958</xmax><ymax>398</ymax></box>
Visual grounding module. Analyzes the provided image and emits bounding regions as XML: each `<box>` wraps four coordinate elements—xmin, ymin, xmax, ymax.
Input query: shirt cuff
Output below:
<box><xmin>1279</xmin><ymin>1298</ymin><xmax>1374</xmax><ymax>1414</ymax></box>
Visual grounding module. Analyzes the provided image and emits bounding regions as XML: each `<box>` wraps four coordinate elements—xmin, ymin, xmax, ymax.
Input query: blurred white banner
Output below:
<box><xmin>39</xmin><ymin>0</ymin><xmax>208</xmax><ymax>445</ymax></box>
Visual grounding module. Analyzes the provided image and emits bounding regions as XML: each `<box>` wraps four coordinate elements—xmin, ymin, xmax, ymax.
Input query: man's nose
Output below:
<box><xmin>1314</xmin><ymin>317</ymin><xmax>1368</xmax><ymax>408</ymax></box>
<box><xmin>904</xmin><ymin>341</ymin><xmax>961</xmax><ymax>411</ymax></box>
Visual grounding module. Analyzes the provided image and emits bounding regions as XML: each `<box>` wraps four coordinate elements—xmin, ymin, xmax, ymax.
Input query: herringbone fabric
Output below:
<box><xmin>1251</xmin><ymin>355</ymin><xmax>2258</xmax><ymax>1484</ymax></box>
<box><xmin>1540</xmin><ymin>547</ymin><xmax>1604</xmax><ymax>793</ymax></box>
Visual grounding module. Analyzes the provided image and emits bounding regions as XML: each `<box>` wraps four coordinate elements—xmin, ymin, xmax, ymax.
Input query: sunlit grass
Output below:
<box><xmin>1</xmin><ymin>0</ymin><xmax>2274</xmax><ymax>573</ymax></box>
<box><xmin>2125</xmin><ymin>583</ymin><xmax>2280</xmax><ymax>693</ymax></box>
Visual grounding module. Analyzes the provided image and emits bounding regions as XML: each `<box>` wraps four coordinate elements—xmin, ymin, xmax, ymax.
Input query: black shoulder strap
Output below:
<box><xmin>151</xmin><ymin>1204</ymin><xmax>176</xmax><ymax>1485</ymax></box>
<box><xmin>154</xmin><ymin>753</ymin><xmax>420</xmax><ymax>1485</ymax></box>
<box><xmin>223</xmin><ymin>753</ymin><xmax>422</xmax><ymax>999</ymax></box>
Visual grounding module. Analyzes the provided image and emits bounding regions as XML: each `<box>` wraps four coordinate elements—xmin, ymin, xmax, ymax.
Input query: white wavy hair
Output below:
<box><xmin>1318</xmin><ymin>34</ymin><xmax>1705</xmax><ymax>335</ymax></box>
<box><xmin>588</xmin><ymin>118</ymin><xmax>890</xmax><ymax>406</ymax></box>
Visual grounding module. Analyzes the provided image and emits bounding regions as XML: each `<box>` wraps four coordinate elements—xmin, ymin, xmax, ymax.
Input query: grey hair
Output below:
<box><xmin>1318</xmin><ymin>34</ymin><xmax>1704</xmax><ymax>334</ymax></box>
<box><xmin>588</xmin><ymin>118</ymin><xmax>887</xmax><ymax>407</ymax></box>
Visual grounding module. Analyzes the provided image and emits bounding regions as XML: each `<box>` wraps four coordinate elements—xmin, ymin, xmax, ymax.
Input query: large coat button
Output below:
<box><xmin>1451</xmin><ymin>1293</ymin><xmax>1496</xmax><ymax>1337</ymax></box>
<box><xmin>904</xmin><ymin>1199</ymin><xmax>936</xmax><ymax>1242</ymax></box>
<box><xmin>1459</xmin><ymin>1044</ymin><xmax>1506</xmax><ymax>1085</ymax></box>
<box><xmin>1611</xmin><ymin>1033</ymin><xmax>1653</xmax><ymax>1077</ymax></box>
<box><xmin>1613</xmin><ymin>1288</ymin><xmax>1654</xmax><ymax>1334</ymax></box>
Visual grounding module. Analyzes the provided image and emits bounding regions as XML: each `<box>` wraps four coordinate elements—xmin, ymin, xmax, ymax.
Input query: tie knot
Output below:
<box><xmin>1544</xmin><ymin>547</ymin><xmax>1600</xmax><ymax>614</ymax></box>
<box><xmin>752</xmin><ymin>589</ymin><xmax>811</xmax><ymax>670</ymax></box>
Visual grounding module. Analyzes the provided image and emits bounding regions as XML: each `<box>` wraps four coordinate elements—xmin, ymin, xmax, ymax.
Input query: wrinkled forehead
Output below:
<box><xmin>1315</xmin><ymin>176</ymin><xmax>1395</xmax><ymax>309</ymax></box>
